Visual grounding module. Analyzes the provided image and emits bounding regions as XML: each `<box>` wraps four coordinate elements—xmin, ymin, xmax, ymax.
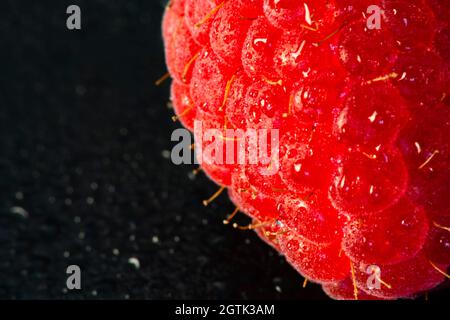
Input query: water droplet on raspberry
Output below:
<box><xmin>228</xmin><ymin>79</ymin><xmax>288</xmax><ymax>129</ymax></box>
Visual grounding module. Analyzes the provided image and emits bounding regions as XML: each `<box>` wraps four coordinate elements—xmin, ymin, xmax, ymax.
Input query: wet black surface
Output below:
<box><xmin>0</xmin><ymin>0</ymin><xmax>330</xmax><ymax>300</ymax></box>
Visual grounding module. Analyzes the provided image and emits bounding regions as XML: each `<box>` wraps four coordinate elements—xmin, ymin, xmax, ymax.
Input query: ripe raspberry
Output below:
<box><xmin>162</xmin><ymin>0</ymin><xmax>449</xmax><ymax>300</ymax></box>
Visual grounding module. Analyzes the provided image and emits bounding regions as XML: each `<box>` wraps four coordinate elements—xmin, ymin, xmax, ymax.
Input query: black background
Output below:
<box><xmin>0</xmin><ymin>0</ymin><xmax>330</xmax><ymax>299</ymax></box>
<box><xmin>0</xmin><ymin>1</ymin><xmax>446</xmax><ymax>301</ymax></box>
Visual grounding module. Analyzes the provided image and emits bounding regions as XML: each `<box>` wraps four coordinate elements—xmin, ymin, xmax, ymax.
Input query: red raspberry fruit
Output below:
<box><xmin>162</xmin><ymin>0</ymin><xmax>449</xmax><ymax>300</ymax></box>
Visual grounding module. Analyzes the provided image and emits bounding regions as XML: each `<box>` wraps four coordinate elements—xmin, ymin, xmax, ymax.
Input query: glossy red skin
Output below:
<box><xmin>163</xmin><ymin>0</ymin><xmax>449</xmax><ymax>299</ymax></box>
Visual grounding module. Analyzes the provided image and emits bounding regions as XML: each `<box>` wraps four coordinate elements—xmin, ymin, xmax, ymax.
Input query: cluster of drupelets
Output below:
<box><xmin>162</xmin><ymin>0</ymin><xmax>449</xmax><ymax>299</ymax></box>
